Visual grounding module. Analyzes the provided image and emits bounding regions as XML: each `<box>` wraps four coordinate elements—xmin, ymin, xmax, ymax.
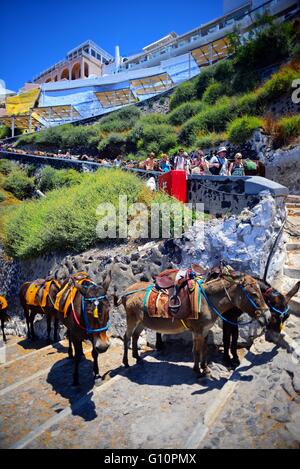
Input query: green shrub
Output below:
<box><xmin>202</xmin><ymin>81</ymin><xmax>224</xmax><ymax>105</ymax></box>
<box><xmin>194</xmin><ymin>67</ymin><xmax>215</xmax><ymax>99</ymax></box>
<box><xmin>38</xmin><ymin>167</ymin><xmax>82</xmax><ymax>193</ymax></box>
<box><xmin>227</xmin><ymin>115</ymin><xmax>263</xmax><ymax>144</ymax></box>
<box><xmin>2</xmin><ymin>169</ymin><xmax>185</xmax><ymax>258</ymax></box>
<box><xmin>130</xmin><ymin>123</ymin><xmax>178</xmax><ymax>154</ymax></box>
<box><xmin>167</xmin><ymin>101</ymin><xmax>205</xmax><ymax>126</ymax></box>
<box><xmin>139</xmin><ymin>113</ymin><xmax>167</xmax><ymax>125</ymax></box>
<box><xmin>274</xmin><ymin>115</ymin><xmax>300</xmax><ymax>146</ymax></box>
<box><xmin>97</xmin><ymin>108</ymin><xmax>141</xmax><ymax>133</ymax></box>
<box><xmin>195</xmin><ymin>132</ymin><xmax>226</xmax><ymax>149</ymax></box>
<box><xmin>3</xmin><ymin>170</ymin><xmax>35</xmax><ymax>200</ymax></box>
<box><xmin>257</xmin><ymin>65</ymin><xmax>300</xmax><ymax>104</ymax></box>
<box><xmin>0</xmin><ymin>191</ymin><xmax>6</xmax><ymax>203</ymax></box>
<box><xmin>0</xmin><ymin>126</ymin><xmax>11</xmax><ymax>140</ymax></box>
<box><xmin>179</xmin><ymin>97</ymin><xmax>237</xmax><ymax>145</ymax></box>
<box><xmin>169</xmin><ymin>80</ymin><xmax>196</xmax><ymax>110</ymax></box>
<box><xmin>0</xmin><ymin>159</ymin><xmax>16</xmax><ymax>175</ymax></box>
<box><xmin>97</xmin><ymin>132</ymin><xmax>127</xmax><ymax>157</ymax></box>
<box><xmin>60</xmin><ymin>126</ymin><xmax>99</xmax><ymax>153</ymax></box>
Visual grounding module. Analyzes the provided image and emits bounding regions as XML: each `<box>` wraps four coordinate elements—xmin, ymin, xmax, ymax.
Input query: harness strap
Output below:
<box><xmin>199</xmin><ymin>284</ymin><xmax>253</xmax><ymax>327</ymax></box>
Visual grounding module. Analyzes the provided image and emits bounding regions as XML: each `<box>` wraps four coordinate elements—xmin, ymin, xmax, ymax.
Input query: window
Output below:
<box><xmin>91</xmin><ymin>49</ymin><xmax>96</xmax><ymax>57</ymax></box>
<box><xmin>97</xmin><ymin>53</ymin><xmax>101</xmax><ymax>60</ymax></box>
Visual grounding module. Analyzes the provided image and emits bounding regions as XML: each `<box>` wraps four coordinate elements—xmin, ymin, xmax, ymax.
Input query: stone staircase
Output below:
<box><xmin>284</xmin><ymin>195</ymin><xmax>300</xmax><ymax>315</ymax></box>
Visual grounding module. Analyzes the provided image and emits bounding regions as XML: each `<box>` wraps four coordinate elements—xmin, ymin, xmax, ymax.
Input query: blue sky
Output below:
<box><xmin>0</xmin><ymin>0</ymin><xmax>223</xmax><ymax>91</ymax></box>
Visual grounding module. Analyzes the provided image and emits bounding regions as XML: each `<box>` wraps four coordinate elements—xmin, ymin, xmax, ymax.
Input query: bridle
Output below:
<box><xmin>70</xmin><ymin>286</ymin><xmax>110</xmax><ymax>334</ymax></box>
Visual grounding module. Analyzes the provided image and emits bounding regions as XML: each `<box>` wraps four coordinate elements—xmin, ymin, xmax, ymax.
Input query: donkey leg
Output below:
<box><xmin>192</xmin><ymin>333</ymin><xmax>202</xmax><ymax>376</ymax></box>
<box><xmin>92</xmin><ymin>346</ymin><xmax>101</xmax><ymax>383</ymax></box>
<box><xmin>155</xmin><ymin>332</ymin><xmax>165</xmax><ymax>351</ymax></box>
<box><xmin>132</xmin><ymin>323</ymin><xmax>144</xmax><ymax>363</ymax></box>
<box><xmin>200</xmin><ymin>336</ymin><xmax>211</xmax><ymax>375</ymax></box>
<box><xmin>53</xmin><ymin>317</ymin><xmax>59</xmax><ymax>343</ymax></box>
<box><xmin>67</xmin><ymin>333</ymin><xmax>74</xmax><ymax>359</ymax></box>
<box><xmin>123</xmin><ymin>317</ymin><xmax>139</xmax><ymax>368</ymax></box>
<box><xmin>223</xmin><ymin>322</ymin><xmax>232</xmax><ymax>366</ymax></box>
<box><xmin>29</xmin><ymin>312</ymin><xmax>36</xmax><ymax>341</ymax></box>
<box><xmin>46</xmin><ymin>315</ymin><xmax>52</xmax><ymax>344</ymax></box>
<box><xmin>1</xmin><ymin>318</ymin><xmax>7</xmax><ymax>343</ymax></box>
<box><xmin>230</xmin><ymin>325</ymin><xmax>240</xmax><ymax>367</ymax></box>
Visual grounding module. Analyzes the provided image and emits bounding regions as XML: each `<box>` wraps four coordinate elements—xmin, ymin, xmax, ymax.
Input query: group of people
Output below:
<box><xmin>142</xmin><ymin>147</ymin><xmax>247</xmax><ymax>177</ymax></box>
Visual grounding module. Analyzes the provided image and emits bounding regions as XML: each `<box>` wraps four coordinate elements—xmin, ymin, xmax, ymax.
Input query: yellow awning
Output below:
<box><xmin>6</xmin><ymin>88</ymin><xmax>41</xmax><ymax>116</ymax></box>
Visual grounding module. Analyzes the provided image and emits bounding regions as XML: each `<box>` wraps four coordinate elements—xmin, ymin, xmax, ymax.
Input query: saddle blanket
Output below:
<box><xmin>0</xmin><ymin>295</ymin><xmax>8</xmax><ymax>310</ymax></box>
<box><xmin>25</xmin><ymin>279</ymin><xmax>60</xmax><ymax>308</ymax></box>
<box><xmin>145</xmin><ymin>279</ymin><xmax>202</xmax><ymax>320</ymax></box>
<box><xmin>54</xmin><ymin>275</ymin><xmax>92</xmax><ymax>318</ymax></box>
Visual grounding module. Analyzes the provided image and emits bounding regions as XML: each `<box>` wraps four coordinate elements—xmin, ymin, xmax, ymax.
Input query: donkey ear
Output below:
<box><xmin>285</xmin><ymin>281</ymin><xmax>300</xmax><ymax>303</ymax></box>
<box><xmin>72</xmin><ymin>280</ymin><xmax>87</xmax><ymax>296</ymax></box>
<box><xmin>102</xmin><ymin>270</ymin><xmax>112</xmax><ymax>293</ymax></box>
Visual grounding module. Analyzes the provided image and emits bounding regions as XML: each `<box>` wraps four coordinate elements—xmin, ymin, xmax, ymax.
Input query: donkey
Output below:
<box><xmin>56</xmin><ymin>272</ymin><xmax>112</xmax><ymax>386</ymax></box>
<box><xmin>119</xmin><ymin>271</ymin><xmax>271</xmax><ymax>377</ymax></box>
<box><xmin>19</xmin><ymin>278</ymin><xmax>61</xmax><ymax>343</ymax></box>
<box><xmin>223</xmin><ymin>279</ymin><xmax>300</xmax><ymax>367</ymax></box>
<box><xmin>0</xmin><ymin>295</ymin><xmax>10</xmax><ymax>343</ymax></box>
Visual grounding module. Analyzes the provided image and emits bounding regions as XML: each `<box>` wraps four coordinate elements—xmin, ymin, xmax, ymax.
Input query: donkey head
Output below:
<box><xmin>264</xmin><ymin>281</ymin><xmax>300</xmax><ymax>333</ymax></box>
<box><xmin>72</xmin><ymin>271</ymin><xmax>112</xmax><ymax>353</ymax></box>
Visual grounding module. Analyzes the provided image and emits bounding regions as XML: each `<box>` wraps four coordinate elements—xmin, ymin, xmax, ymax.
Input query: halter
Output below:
<box><xmin>70</xmin><ymin>288</ymin><xmax>110</xmax><ymax>334</ymax></box>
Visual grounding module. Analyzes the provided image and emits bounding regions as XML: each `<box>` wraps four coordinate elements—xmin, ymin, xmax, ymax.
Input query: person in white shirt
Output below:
<box><xmin>209</xmin><ymin>147</ymin><xmax>229</xmax><ymax>176</ymax></box>
<box><xmin>174</xmin><ymin>149</ymin><xmax>191</xmax><ymax>173</ymax></box>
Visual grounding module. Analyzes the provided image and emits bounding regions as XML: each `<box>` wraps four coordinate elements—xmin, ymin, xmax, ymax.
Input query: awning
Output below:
<box><xmin>0</xmin><ymin>114</ymin><xmax>41</xmax><ymax>130</ymax></box>
<box><xmin>130</xmin><ymin>72</ymin><xmax>173</xmax><ymax>95</ymax></box>
<box><xmin>6</xmin><ymin>88</ymin><xmax>41</xmax><ymax>116</ymax></box>
<box><xmin>33</xmin><ymin>105</ymin><xmax>80</xmax><ymax>122</ymax></box>
<box><xmin>191</xmin><ymin>37</ymin><xmax>230</xmax><ymax>67</ymax></box>
<box><xmin>95</xmin><ymin>88</ymin><xmax>137</xmax><ymax>108</ymax></box>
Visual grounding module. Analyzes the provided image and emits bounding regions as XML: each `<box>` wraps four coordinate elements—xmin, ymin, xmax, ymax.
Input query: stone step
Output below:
<box><xmin>288</xmin><ymin>209</ymin><xmax>300</xmax><ymax>217</ymax></box>
<box><xmin>287</xmin><ymin>216</ymin><xmax>300</xmax><ymax>226</ymax></box>
<box><xmin>287</xmin><ymin>195</ymin><xmax>300</xmax><ymax>204</ymax></box>
<box><xmin>286</xmin><ymin>243</ymin><xmax>300</xmax><ymax>251</ymax></box>
<box><xmin>283</xmin><ymin>266</ymin><xmax>300</xmax><ymax>279</ymax></box>
<box><xmin>0</xmin><ymin>340</ymin><xmax>136</xmax><ymax>449</ymax></box>
<box><xmin>286</xmin><ymin>203</ymin><xmax>300</xmax><ymax>210</ymax></box>
<box><xmin>1</xmin><ymin>336</ymin><xmax>56</xmax><ymax>364</ymax></box>
<box><xmin>290</xmin><ymin>296</ymin><xmax>300</xmax><ymax>316</ymax></box>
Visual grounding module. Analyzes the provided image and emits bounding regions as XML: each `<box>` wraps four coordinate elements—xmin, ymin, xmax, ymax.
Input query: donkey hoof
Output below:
<box><xmin>136</xmin><ymin>357</ymin><xmax>144</xmax><ymax>364</ymax></box>
<box><xmin>231</xmin><ymin>358</ymin><xmax>240</xmax><ymax>368</ymax></box>
<box><xmin>123</xmin><ymin>361</ymin><xmax>129</xmax><ymax>368</ymax></box>
<box><xmin>94</xmin><ymin>375</ymin><xmax>102</xmax><ymax>386</ymax></box>
<box><xmin>202</xmin><ymin>367</ymin><xmax>211</xmax><ymax>376</ymax></box>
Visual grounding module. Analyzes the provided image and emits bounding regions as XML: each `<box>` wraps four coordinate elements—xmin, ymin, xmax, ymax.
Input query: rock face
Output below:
<box><xmin>0</xmin><ymin>194</ymin><xmax>286</xmax><ymax>345</ymax></box>
<box><xmin>175</xmin><ymin>191</ymin><xmax>286</xmax><ymax>282</ymax></box>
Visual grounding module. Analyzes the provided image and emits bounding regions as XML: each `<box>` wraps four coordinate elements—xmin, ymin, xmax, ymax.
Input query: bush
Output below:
<box><xmin>0</xmin><ymin>191</ymin><xmax>6</xmax><ymax>203</ymax></box>
<box><xmin>130</xmin><ymin>123</ymin><xmax>178</xmax><ymax>154</ymax></box>
<box><xmin>0</xmin><ymin>159</ymin><xmax>16</xmax><ymax>175</ymax></box>
<box><xmin>2</xmin><ymin>169</ymin><xmax>185</xmax><ymax>258</ymax></box>
<box><xmin>195</xmin><ymin>132</ymin><xmax>227</xmax><ymax>149</ymax></box>
<box><xmin>227</xmin><ymin>115</ymin><xmax>263</xmax><ymax>144</ymax></box>
<box><xmin>97</xmin><ymin>133</ymin><xmax>127</xmax><ymax>157</ymax></box>
<box><xmin>169</xmin><ymin>80</ymin><xmax>196</xmax><ymax>110</ymax></box>
<box><xmin>194</xmin><ymin>67</ymin><xmax>215</xmax><ymax>99</ymax></box>
<box><xmin>3</xmin><ymin>170</ymin><xmax>35</xmax><ymax>200</ymax></box>
<box><xmin>60</xmin><ymin>126</ymin><xmax>99</xmax><ymax>153</ymax></box>
<box><xmin>139</xmin><ymin>113</ymin><xmax>167</xmax><ymax>125</ymax></box>
<box><xmin>38</xmin><ymin>167</ymin><xmax>82</xmax><ymax>193</ymax></box>
<box><xmin>167</xmin><ymin>101</ymin><xmax>205</xmax><ymax>126</ymax></box>
<box><xmin>257</xmin><ymin>64</ymin><xmax>300</xmax><ymax>104</ymax></box>
<box><xmin>179</xmin><ymin>97</ymin><xmax>237</xmax><ymax>145</ymax></box>
<box><xmin>202</xmin><ymin>81</ymin><xmax>224</xmax><ymax>105</ymax></box>
<box><xmin>273</xmin><ymin>115</ymin><xmax>300</xmax><ymax>147</ymax></box>
<box><xmin>0</xmin><ymin>126</ymin><xmax>11</xmax><ymax>140</ymax></box>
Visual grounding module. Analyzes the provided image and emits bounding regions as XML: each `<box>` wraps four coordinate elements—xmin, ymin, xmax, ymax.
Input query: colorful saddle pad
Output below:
<box><xmin>0</xmin><ymin>295</ymin><xmax>8</xmax><ymax>310</ymax></box>
<box><xmin>25</xmin><ymin>279</ymin><xmax>60</xmax><ymax>308</ymax></box>
<box><xmin>54</xmin><ymin>276</ymin><xmax>92</xmax><ymax>318</ymax></box>
<box><xmin>145</xmin><ymin>278</ymin><xmax>202</xmax><ymax>320</ymax></box>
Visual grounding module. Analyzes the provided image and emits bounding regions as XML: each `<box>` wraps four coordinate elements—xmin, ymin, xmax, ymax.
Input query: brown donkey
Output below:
<box><xmin>119</xmin><ymin>271</ymin><xmax>271</xmax><ymax>377</ymax></box>
<box><xmin>56</xmin><ymin>272</ymin><xmax>112</xmax><ymax>386</ymax></box>
<box><xmin>0</xmin><ymin>295</ymin><xmax>10</xmax><ymax>343</ymax></box>
<box><xmin>19</xmin><ymin>278</ymin><xmax>61</xmax><ymax>343</ymax></box>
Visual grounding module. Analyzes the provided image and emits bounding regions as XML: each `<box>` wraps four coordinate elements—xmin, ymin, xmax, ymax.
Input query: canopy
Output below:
<box><xmin>6</xmin><ymin>88</ymin><xmax>41</xmax><ymax>116</ymax></box>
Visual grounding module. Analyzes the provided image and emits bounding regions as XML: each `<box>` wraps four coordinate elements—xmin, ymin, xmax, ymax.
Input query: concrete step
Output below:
<box><xmin>288</xmin><ymin>209</ymin><xmax>300</xmax><ymax>217</ymax></box>
<box><xmin>286</xmin><ymin>203</ymin><xmax>300</xmax><ymax>210</ymax></box>
<box><xmin>1</xmin><ymin>337</ymin><xmax>55</xmax><ymax>364</ymax></box>
<box><xmin>287</xmin><ymin>216</ymin><xmax>300</xmax><ymax>226</ymax></box>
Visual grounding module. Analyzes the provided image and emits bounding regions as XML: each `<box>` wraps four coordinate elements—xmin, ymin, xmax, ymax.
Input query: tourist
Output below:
<box><xmin>174</xmin><ymin>149</ymin><xmax>191</xmax><ymax>173</ymax></box>
<box><xmin>159</xmin><ymin>153</ymin><xmax>171</xmax><ymax>173</ymax></box>
<box><xmin>191</xmin><ymin>150</ymin><xmax>208</xmax><ymax>175</ymax></box>
<box><xmin>145</xmin><ymin>152</ymin><xmax>156</xmax><ymax>171</ymax></box>
<box><xmin>114</xmin><ymin>155</ymin><xmax>122</xmax><ymax>167</ymax></box>
<box><xmin>209</xmin><ymin>147</ymin><xmax>229</xmax><ymax>176</ymax></box>
<box><xmin>229</xmin><ymin>152</ymin><xmax>245</xmax><ymax>176</ymax></box>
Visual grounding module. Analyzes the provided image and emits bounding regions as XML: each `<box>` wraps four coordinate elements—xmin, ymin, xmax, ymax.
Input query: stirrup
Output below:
<box><xmin>169</xmin><ymin>294</ymin><xmax>181</xmax><ymax>313</ymax></box>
